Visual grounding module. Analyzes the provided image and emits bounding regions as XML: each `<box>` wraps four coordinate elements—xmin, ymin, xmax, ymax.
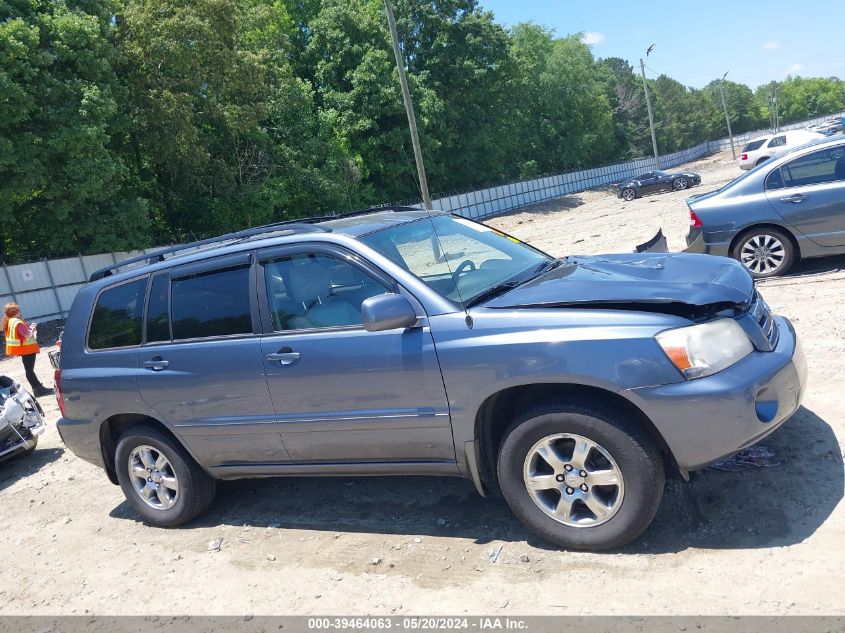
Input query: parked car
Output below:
<box><xmin>687</xmin><ymin>136</ymin><xmax>845</xmax><ymax>277</ymax></box>
<box><xmin>0</xmin><ymin>376</ymin><xmax>45</xmax><ymax>464</ymax></box>
<box><xmin>738</xmin><ymin>130</ymin><xmax>825</xmax><ymax>170</ymax></box>
<box><xmin>615</xmin><ymin>170</ymin><xmax>701</xmax><ymax>201</ymax></box>
<box><xmin>56</xmin><ymin>208</ymin><xmax>806</xmax><ymax>550</ymax></box>
<box><xmin>807</xmin><ymin>118</ymin><xmax>843</xmax><ymax>136</ymax></box>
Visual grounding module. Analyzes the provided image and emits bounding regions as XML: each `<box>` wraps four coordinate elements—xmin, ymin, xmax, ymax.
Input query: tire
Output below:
<box><xmin>756</xmin><ymin>157</ymin><xmax>770</xmax><ymax>167</ymax></box>
<box><xmin>115</xmin><ymin>425</ymin><xmax>216</xmax><ymax>527</ymax></box>
<box><xmin>731</xmin><ymin>227</ymin><xmax>795</xmax><ymax>278</ymax></box>
<box><xmin>621</xmin><ymin>188</ymin><xmax>636</xmax><ymax>201</ymax></box>
<box><xmin>672</xmin><ymin>177</ymin><xmax>689</xmax><ymax>191</ymax></box>
<box><xmin>497</xmin><ymin>400</ymin><xmax>664</xmax><ymax>551</ymax></box>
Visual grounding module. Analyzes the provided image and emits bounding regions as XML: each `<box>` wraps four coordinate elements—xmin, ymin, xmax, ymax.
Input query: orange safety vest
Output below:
<box><xmin>5</xmin><ymin>317</ymin><xmax>39</xmax><ymax>356</ymax></box>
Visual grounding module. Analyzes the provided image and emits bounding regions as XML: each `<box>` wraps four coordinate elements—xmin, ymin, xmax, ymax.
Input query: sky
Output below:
<box><xmin>479</xmin><ymin>0</ymin><xmax>844</xmax><ymax>89</ymax></box>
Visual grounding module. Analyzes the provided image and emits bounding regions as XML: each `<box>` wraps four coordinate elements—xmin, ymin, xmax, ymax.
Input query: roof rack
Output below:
<box><xmin>87</xmin><ymin>205</ymin><xmax>422</xmax><ymax>282</ymax></box>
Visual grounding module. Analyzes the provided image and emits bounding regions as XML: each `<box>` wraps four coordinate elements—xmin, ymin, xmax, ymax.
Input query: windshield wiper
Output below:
<box><xmin>532</xmin><ymin>257</ymin><xmax>565</xmax><ymax>275</ymax></box>
<box><xmin>465</xmin><ymin>280</ymin><xmax>522</xmax><ymax>308</ymax></box>
<box><xmin>464</xmin><ymin>259</ymin><xmax>565</xmax><ymax>308</ymax></box>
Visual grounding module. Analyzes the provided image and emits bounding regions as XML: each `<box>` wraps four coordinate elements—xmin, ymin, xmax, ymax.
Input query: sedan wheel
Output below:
<box><xmin>673</xmin><ymin>177</ymin><xmax>689</xmax><ymax>190</ymax></box>
<box><xmin>622</xmin><ymin>188</ymin><xmax>636</xmax><ymax>201</ymax></box>
<box><xmin>733</xmin><ymin>228</ymin><xmax>795</xmax><ymax>278</ymax></box>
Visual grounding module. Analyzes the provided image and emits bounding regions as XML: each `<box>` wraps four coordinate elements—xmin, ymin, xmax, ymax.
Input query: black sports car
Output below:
<box><xmin>615</xmin><ymin>169</ymin><xmax>701</xmax><ymax>201</ymax></box>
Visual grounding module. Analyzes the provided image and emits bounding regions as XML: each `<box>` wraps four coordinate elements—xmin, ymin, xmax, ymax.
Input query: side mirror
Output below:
<box><xmin>361</xmin><ymin>293</ymin><xmax>419</xmax><ymax>332</ymax></box>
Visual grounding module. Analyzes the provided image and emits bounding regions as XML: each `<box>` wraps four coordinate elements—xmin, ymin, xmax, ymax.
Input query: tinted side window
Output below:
<box><xmin>768</xmin><ymin>136</ymin><xmax>786</xmax><ymax>148</ymax></box>
<box><xmin>88</xmin><ymin>278</ymin><xmax>147</xmax><ymax>350</ymax></box>
<box><xmin>765</xmin><ymin>168</ymin><xmax>785</xmax><ymax>190</ymax></box>
<box><xmin>263</xmin><ymin>253</ymin><xmax>388</xmax><ymax>331</ymax></box>
<box><xmin>171</xmin><ymin>266</ymin><xmax>252</xmax><ymax>340</ymax></box>
<box><xmin>782</xmin><ymin>146</ymin><xmax>845</xmax><ymax>188</ymax></box>
<box><xmin>146</xmin><ymin>273</ymin><xmax>171</xmax><ymax>343</ymax></box>
<box><xmin>743</xmin><ymin>139</ymin><xmax>766</xmax><ymax>152</ymax></box>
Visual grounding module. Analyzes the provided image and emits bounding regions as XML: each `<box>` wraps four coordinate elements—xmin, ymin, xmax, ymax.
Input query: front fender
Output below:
<box><xmin>429</xmin><ymin>310</ymin><xmax>687</xmax><ymax>454</ymax></box>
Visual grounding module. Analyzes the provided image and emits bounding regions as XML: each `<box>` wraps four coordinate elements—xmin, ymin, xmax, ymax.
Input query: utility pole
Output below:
<box><xmin>640</xmin><ymin>50</ymin><xmax>660</xmax><ymax>169</ymax></box>
<box><xmin>769</xmin><ymin>87</ymin><xmax>779</xmax><ymax>133</ymax></box>
<box><xmin>384</xmin><ymin>0</ymin><xmax>432</xmax><ymax>209</ymax></box>
<box><xmin>718</xmin><ymin>71</ymin><xmax>736</xmax><ymax>160</ymax></box>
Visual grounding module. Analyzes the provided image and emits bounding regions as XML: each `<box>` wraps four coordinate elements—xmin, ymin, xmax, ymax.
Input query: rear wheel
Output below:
<box><xmin>497</xmin><ymin>401</ymin><xmax>664</xmax><ymax>550</ymax></box>
<box><xmin>732</xmin><ymin>227</ymin><xmax>795</xmax><ymax>278</ymax></box>
<box><xmin>621</xmin><ymin>188</ymin><xmax>636</xmax><ymax>201</ymax></box>
<box><xmin>756</xmin><ymin>157</ymin><xmax>770</xmax><ymax>167</ymax></box>
<box><xmin>115</xmin><ymin>425</ymin><xmax>216</xmax><ymax>527</ymax></box>
<box><xmin>672</xmin><ymin>177</ymin><xmax>689</xmax><ymax>190</ymax></box>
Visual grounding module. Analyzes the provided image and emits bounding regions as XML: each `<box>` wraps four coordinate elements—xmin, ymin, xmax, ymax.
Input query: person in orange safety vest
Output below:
<box><xmin>3</xmin><ymin>302</ymin><xmax>54</xmax><ymax>397</ymax></box>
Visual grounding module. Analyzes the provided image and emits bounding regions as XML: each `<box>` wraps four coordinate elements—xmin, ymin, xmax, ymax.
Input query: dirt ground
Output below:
<box><xmin>1</xmin><ymin>149</ymin><xmax>844</xmax><ymax>616</ymax></box>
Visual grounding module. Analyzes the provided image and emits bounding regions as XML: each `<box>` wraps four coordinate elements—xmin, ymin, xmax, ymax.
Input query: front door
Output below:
<box><xmin>766</xmin><ymin>144</ymin><xmax>845</xmax><ymax>247</ymax></box>
<box><xmin>256</xmin><ymin>244</ymin><xmax>454</xmax><ymax>464</ymax></box>
<box><xmin>136</xmin><ymin>255</ymin><xmax>290</xmax><ymax>467</ymax></box>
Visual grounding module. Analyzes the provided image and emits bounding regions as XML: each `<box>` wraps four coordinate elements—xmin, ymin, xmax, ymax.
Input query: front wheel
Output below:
<box><xmin>497</xmin><ymin>401</ymin><xmax>664</xmax><ymax>550</ymax></box>
<box><xmin>732</xmin><ymin>228</ymin><xmax>794</xmax><ymax>278</ymax></box>
<box><xmin>673</xmin><ymin>177</ymin><xmax>689</xmax><ymax>190</ymax></box>
<box><xmin>621</xmin><ymin>188</ymin><xmax>636</xmax><ymax>201</ymax></box>
<box><xmin>115</xmin><ymin>425</ymin><xmax>216</xmax><ymax>527</ymax></box>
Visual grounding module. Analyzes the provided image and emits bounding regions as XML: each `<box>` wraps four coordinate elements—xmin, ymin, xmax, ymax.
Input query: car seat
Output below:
<box><xmin>286</xmin><ymin>264</ymin><xmax>360</xmax><ymax>329</ymax></box>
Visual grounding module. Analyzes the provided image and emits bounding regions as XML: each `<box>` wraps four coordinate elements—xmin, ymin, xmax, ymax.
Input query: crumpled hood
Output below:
<box><xmin>484</xmin><ymin>253</ymin><xmax>754</xmax><ymax>310</ymax></box>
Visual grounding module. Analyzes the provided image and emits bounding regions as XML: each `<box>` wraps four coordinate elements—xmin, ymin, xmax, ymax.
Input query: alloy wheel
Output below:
<box><xmin>523</xmin><ymin>433</ymin><xmax>625</xmax><ymax>528</ymax></box>
<box><xmin>740</xmin><ymin>234</ymin><xmax>786</xmax><ymax>275</ymax></box>
<box><xmin>674</xmin><ymin>178</ymin><xmax>688</xmax><ymax>190</ymax></box>
<box><xmin>622</xmin><ymin>189</ymin><xmax>636</xmax><ymax>201</ymax></box>
<box><xmin>128</xmin><ymin>445</ymin><xmax>180</xmax><ymax>510</ymax></box>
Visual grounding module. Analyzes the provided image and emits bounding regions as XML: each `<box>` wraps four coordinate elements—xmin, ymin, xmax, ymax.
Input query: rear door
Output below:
<box><xmin>256</xmin><ymin>243</ymin><xmax>454</xmax><ymax>465</ymax></box>
<box><xmin>765</xmin><ymin>144</ymin><xmax>845</xmax><ymax>247</ymax></box>
<box><xmin>136</xmin><ymin>254</ymin><xmax>289</xmax><ymax>466</ymax></box>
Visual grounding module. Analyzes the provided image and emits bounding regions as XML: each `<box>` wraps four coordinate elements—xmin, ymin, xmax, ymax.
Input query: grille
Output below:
<box><xmin>750</xmin><ymin>293</ymin><xmax>778</xmax><ymax>349</ymax></box>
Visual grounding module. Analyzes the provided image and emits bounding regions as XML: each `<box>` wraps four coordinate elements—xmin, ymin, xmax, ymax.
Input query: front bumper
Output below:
<box><xmin>626</xmin><ymin>316</ymin><xmax>806</xmax><ymax>471</ymax></box>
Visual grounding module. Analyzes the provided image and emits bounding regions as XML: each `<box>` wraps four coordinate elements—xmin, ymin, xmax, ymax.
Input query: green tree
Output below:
<box><xmin>508</xmin><ymin>24</ymin><xmax>614</xmax><ymax>176</ymax></box>
<box><xmin>0</xmin><ymin>0</ymin><xmax>148</xmax><ymax>261</ymax></box>
<box><xmin>596</xmin><ymin>56</ymin><xmax>650</xmax><ymax>159</ymax></box>
<box><xmin>118</xmin><ymin>0</ymin><xmax>343</xmax><ymax>237</ymax></box>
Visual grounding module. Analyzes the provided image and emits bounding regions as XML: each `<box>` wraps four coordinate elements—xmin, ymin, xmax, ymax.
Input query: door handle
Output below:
<box><xmin>143</xmin><ymin>357</ymin><xmax>169</xmax><ymax>371</ymax></box>
<box><xmin>266</xmin><ymin>347</ymin><xmax>301</xmax><ymax>366</ymax></box>
<box><xmin>779</xmin><ymin>194</ymin><xmax>808</xmax><ymax>203</ymax></box>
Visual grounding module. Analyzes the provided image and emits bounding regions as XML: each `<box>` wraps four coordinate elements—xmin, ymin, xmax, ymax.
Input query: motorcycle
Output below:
<box><xmin>0</xmin><ymin>376</ymin><xmax>46</xmax><ymax>464</ymax></box>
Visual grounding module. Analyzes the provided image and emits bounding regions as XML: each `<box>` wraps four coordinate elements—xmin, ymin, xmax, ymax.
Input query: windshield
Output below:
<box><xmin>360</xmin><ymin>215</ymin><xmax>551</xmax><ymax>304</ymax></box>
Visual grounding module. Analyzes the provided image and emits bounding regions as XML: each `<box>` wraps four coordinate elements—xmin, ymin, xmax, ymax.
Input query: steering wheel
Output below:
<box><xmin>450</xmin><ymin>259</ymin><xmax>476</xmax><ymax>292</ymax></box>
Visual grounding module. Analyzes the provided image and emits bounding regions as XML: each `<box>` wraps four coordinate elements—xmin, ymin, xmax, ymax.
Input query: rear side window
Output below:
<box><xmin>171</xmin><ymin>265</ymin><xmax>252</xmax><ymax>340</ymax></box>
<box><xmin>781</xmin><ymin>146</ymin><xmax>845</xmax><ymax>188</ymax></box>
<box><xmin>88</xmin><ymin>278</ymin><xmax>148</xmax><ymax>350</ymax></box>
<box><xmin>765</xmin><ymin>168</ymin><xmax>785</xmax><ymax>190</ymax></box>
<box><xmin>742</xmin><ymin>139</ymin><xmax>766</xmax><ymax>152</ymax></box>
<box><xmin>768</xmin><ymin>136</ymin><xmax>786</xmax><ymax>148</ymax></box>
<box><xmin>146</xmin><ymin>273</ymin><xmax>170</xmax><ymax>343</ymax></box>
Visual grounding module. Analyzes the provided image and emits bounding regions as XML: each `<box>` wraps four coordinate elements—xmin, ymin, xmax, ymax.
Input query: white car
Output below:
<box><xmin>738</xmin><ymin>129</ymin><xmax>825</xmax><ymax>170</ymax></box>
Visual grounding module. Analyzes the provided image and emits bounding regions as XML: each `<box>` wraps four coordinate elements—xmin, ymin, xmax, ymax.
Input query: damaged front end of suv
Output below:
<box><xmin>0</xmin><ymin>376</ymin><xmax>46</xmax><ymax>464</ymax></box>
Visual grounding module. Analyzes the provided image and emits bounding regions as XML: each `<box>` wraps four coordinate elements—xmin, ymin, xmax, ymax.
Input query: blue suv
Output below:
<box><xmin>55</xmin><ymin>208</ymin><xmax>806</xmax><ymax>550</ymax></box>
